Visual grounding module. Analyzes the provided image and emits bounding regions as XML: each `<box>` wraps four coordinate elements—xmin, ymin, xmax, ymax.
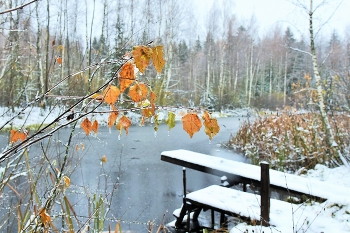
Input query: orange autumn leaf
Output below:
<box><xmin>128</xmin><ymin>83</ymin><xmax>148</xmax><ymax>102</ymax></box>
<box><xmin>92</xmin><ymin>120</ymin><xmax>99</xmax><ymax>134</ymax></box>
<box><xmin>116</xmin><ymin>115</ymin><xmax>131</xmax><ymax>135</ymax></box>
<box><xmin>101</xmin><ymin>155</ymin><xmax>107</xmax><ymax>163</ymax></box>
<box><xmin>150</xmin><ymin>91</ymin><xmax>157</xmax><ymax>103</ymax></box>
<box><xmin>120</xmin><ymin>62</ymin><xmax>135</xmax><ymax>80</ymax></box>
<box><xmin>10</xmin><ymin>130</ymin><xmax>27</xmax><ymax>143</ymax></box>
<box><xmin>202</xmin><ymin>111</ymin><xmax>211</xmax><ymax>122</ymax></box>
<box><xmin>131</xmin><ymin>45</ymin><xmax>153</xmax><ymax>73</ymax></box>
<box><xmin>103</xmin><ymin>85</ymin><xmax>120</xmax><ymax>105</ymax></box>
<box><xmin>119</xmin><ymin>62</ymin><xmax>136</xmax><ymax>92</ymax></box>
<box><xmin>56</xmin><ymin>56</ymin><xmax>62</xmax><ymax>66</ymax></box>
<box><xmin>40</xmin><ymin>208</ymin><xmax>51</xmax><ymax>227</ymax></box>
<box><xmin>152</xmin><ymin>46</ymin><xmax>165</xmax><ymax>73</ymax></box>
<box><xmin>81</xmin><ymin>118</ymin><xmax>92</xmax><ymax>135</ymax></box>
<box><xmin>141</xmin><ymin>107</ymin><xmax>154</xmax><ymax>118</ymax></box>
<box><xmin>182</xmin><ymin>113</ymin><xmax>202</xmax><ymax>138</ymax></box>
<box><xmin>62</xmin><ymin>176</ymin><xmax>70</xmax><ymax>188</ymax></box>
<box><xmin>119</xmin><ymin>77</ymin><xmax>134</xmax><ymax>93</ymax></box>
<box><xmin>108</xmin><ymin>107</ymin><xmax>119</xmax><ymax>128</ymax></box>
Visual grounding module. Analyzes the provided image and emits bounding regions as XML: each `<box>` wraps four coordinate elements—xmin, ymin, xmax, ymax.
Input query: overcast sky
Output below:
<box><xmin>193</xmin><ymin>0</ymin><xmax>350</xmax><ymax>39</ymax></box>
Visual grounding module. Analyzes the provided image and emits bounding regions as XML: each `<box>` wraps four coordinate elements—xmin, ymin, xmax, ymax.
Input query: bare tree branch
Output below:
<box><xmin>289</xmin><ymin>47</ymin><xmax>312</xmax><ymax>56</ymax></box>
<box><xmin>0</xmin><ymin>0</ymin><xmax>38</xmax><ymax>15</ymax></box>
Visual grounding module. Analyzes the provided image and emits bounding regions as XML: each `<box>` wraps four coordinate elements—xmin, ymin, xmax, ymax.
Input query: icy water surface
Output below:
<box><xmin>0</xmin><ymin>117</ymin><xmax>247</xmax><ymax>232</ymax></box>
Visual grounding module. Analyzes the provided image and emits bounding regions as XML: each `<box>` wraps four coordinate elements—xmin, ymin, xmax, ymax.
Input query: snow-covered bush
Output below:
<box><xmin>228</xmin><ymin>107</ymin><xmax>350</xmax><ymax>171</ymax></box>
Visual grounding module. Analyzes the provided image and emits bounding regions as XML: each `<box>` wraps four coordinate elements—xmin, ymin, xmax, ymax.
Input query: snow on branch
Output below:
<box><xmin>0</xmin><ymin>0</ymin><xmax>38</xmax><ymax>15</ymax></box>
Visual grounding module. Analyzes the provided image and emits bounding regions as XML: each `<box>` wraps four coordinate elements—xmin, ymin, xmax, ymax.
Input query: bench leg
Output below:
<box><xmin>192</xmin><ymin>207</ymin><xmax>202</xmax><ymax>221</ymax></box>
<box><xmin>175</xmin><ymin>205</ymin><xmax>187</xmax><ymax>228</ymax></box>
<box><xmin>220</xmin><ymin>212</ymin><xmax>226</xmax><ymax>228</ymax></box>
<box><xmin>187</xmin><ymin>204</ymin><xmax>192</xmax><ymax>232</ymax></box>
<box><xmin>211</xmin><ymin>209</ymin><xmax>215</xmax><ymax>229</ymax></box>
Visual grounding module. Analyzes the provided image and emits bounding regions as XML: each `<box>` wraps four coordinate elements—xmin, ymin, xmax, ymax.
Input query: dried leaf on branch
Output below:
<box><xmin>103</xmin><ymin>85</ymin><xmax>120</xmax><ymax>105</ymax></box>
<box><xmin>152</xmin><ymin>45</ymin><xmax>165</xmax><ymax>73</ymax></box>
<box><xmin>182</xmin><ymin>113</ymin><xmax>202</xmax><ymax>138</ymax></box>
<box><xmin>116</xmin><ymin>116</ymin><xmax>131</xmax><ymax>135</ymax></box>
<box><xmin>202</xmin><ymin>111</ymin><xmax>220</xmax><ymax>140</ymax></box>
<box><xmin>128</xmin><ymin>83</ymin><xmax>148</xmax><ymax>102</ymax></box>
<box><xmin>131</xmin><ymin>45</ymin><xmax>153</xmax><ymax>73</ymax></box>
<box><xmin>81</xmin><ymin>118</ymin><xmax>92</xmax><ymax>135</ymax></box>
<box><xmin>10</xmin><ymin>130</ymin><xmax>27</xmax><ymax>143</ymax></box>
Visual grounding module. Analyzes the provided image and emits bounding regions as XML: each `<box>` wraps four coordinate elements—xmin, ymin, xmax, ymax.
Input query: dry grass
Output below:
<box><xmin>228</xmin><ymin>107</ymin><xmax>350</xmax><ymax>171</ymax></box>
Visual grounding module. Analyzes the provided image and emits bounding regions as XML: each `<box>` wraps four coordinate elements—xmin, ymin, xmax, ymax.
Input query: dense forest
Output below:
<box><xmin>0</xmin><ymin>0</ymin><xmax>349</xmax><ymax>112</ymax></box>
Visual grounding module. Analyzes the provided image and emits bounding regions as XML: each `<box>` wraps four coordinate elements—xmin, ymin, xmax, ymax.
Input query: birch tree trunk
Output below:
<box><xmin>308</xmin><ymin>0</ymin><xmax>349</xmax><ymax>167</ymax></box>
<box><xmin>283</xmin><ymin>51</ymin><xmax>288</xmax><ymax>105</ymax></box>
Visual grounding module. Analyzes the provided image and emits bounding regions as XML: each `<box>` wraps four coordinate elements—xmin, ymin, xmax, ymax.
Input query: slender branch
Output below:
<box><xmin>0</xmin><ymin>0</ymin><xmax>38</xmax><ymax>15</ymax></box>
<box><xmin>289</xmin><ymin>47</ymin><xmax>312</xmax><ymax>56</ymax></box>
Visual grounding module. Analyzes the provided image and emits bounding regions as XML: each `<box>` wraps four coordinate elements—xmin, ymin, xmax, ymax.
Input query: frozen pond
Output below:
<box><xmin>0</xmin><ymin>116</ymin><xmax>247</xmax><ymax>232</ymax></box>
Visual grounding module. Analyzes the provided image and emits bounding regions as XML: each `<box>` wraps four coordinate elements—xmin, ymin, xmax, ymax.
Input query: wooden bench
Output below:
<box><xmin>161</xmin><ymin>149</ymin><xmax>349</xmax><ymax>200</ymax></box>
<box><xmin>161</xmin><ymin>149</ymin><xmax>350</xmax><ymax>231</ymax></box>
<box><xmin>180</xmin><ymin>185</ymin><xmax>297</xmax><ymax>229</ymax></box>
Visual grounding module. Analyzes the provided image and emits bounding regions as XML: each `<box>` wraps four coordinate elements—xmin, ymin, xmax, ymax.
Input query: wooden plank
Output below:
<box><xmin>161</xmin><ymin>154</ymin><xmax>257</xmax><ymax>186</ymax></box>
<box><xmin>161</xmin><ymin>149</ymin><xmax>350</xmax><ymax>200</ymax></box>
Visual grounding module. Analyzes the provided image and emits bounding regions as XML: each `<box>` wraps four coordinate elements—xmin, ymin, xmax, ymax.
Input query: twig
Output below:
<box><xmin>0</xmin><ymin>0</ymin><xmax>38</xmax><ymax>15</ymax></box>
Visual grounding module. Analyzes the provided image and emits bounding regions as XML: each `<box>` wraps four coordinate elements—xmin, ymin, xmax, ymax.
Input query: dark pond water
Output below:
<box><xmin>0</xmin><ymin>116</ymin><xmax>249</xmax><ymax>232</ymax></box>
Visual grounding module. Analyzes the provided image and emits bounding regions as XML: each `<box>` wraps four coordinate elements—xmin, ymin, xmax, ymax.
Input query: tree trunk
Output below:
<box><xmin>308</xmin><ymin>0</ymin><xmax>349</xmax><ymax>167</ymax></box>
<box><xmin>284</xmin><ymin>51</ymin><xmax>288</xmax><ymax>105</ymax></box>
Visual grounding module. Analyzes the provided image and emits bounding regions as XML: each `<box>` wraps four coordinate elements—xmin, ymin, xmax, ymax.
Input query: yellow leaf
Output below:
<box><xmin>101</xmin><ymin>155</ymin><xmax>107</xmax><ymax>163</ymax></box>
<box><xmin>152</xmin><ymin>46</ymin><xmax>165</xmax><ymax>73</ymax></box>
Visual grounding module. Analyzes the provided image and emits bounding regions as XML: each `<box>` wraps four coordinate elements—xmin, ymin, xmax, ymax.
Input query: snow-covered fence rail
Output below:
<box><xmin>161</xmin><ymin>149</ymin><xmax>350</xmax><ymax>230</ymax></box>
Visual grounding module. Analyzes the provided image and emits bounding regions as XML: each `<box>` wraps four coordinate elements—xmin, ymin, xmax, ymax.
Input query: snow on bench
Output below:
<box><xmin>161</xmin><ymin>149</ymin><xmax>350</xmax><ymax>202</ymax></box>
<box><xmin>185</xmin><ymin>185</ymin><xmax>296</xmax><ymax>225</ymax></box>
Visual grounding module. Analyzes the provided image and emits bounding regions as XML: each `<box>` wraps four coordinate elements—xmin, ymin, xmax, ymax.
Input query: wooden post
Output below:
<box><xmin>260</xmin><ymin>161</ymin><xmax>270</xmax><ymax>226</ymax></box>
<box><xmin>183</xmin><ymin>167</ymin><xmax>186</xmax><ymax>204</ymax></box>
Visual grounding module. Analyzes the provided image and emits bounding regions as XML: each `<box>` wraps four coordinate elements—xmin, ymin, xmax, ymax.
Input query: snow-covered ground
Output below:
<box><xmin>1</xmin><ymin>106</ymin><xmax>349</xmax><ymax>232</ymax></box>
<box><xmin>231</xmin><ymin>164</ymin><xmax>350</xmax><ymax>233</ymax></box>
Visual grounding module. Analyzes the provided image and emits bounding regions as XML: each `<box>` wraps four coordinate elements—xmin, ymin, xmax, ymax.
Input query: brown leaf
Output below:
<box><xmin>108</xmin><ymin>107</ymin><xmax>119</xmax><ymax>128</ymax></box>
<box><xmin>152</xmin><ymin>46</ymin><xmax>165</xmax><ymax>73</ymax></box>
<box><xmin>10</xmin><ymin>130</ymin><xmax>27</xmax><ymax>143</ymax></box>
<box><xmin>92</xmin><ymin>120</ymin><xmax>99</xmax><ymax>134</ymax></box>
<box><xmin>40</xmin><ymin>208</ymin><xmax>51</xmax><ymax>227</ymax></box>
<box><xmin>119</xmin><ymin>78</ymin><xmax>135</xmax><ymax>93</ymax></box>
<box><xmin>128</xmin><ymin>83</ymin><xmax>148</xmax><ymax>102</ymax></box>
<box><xmin>81</xmin><ymin>118</ymin><xmax>92</xmax><ymax>135</ymax></box>
<box><xmin>141</xmin><ymin>107</ymin><xmax>154</xmax><ymax>118</ymax></box>
<box><xmin>120</xmin><ymin>62</ymin><xmax>135</xmax><ymax>80</ymax></box>
<box><xmin>116</xmin><ymin>115</ymin><xmax>131</xmax><ymax>135</ymax></box>
<box><xmin>103</xmin><ymin>85</ymin><xmax>120</xmax><ymax>105</ymax></box>
<box><xmin>131</xmin><ymin>45</ymin><xmax>153</xmax><ymax>73</ymax></box>
<box><xmin>182</xmin><ymin>113</ymin><xmax>202</xmax><ymax>138</ymax></box>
